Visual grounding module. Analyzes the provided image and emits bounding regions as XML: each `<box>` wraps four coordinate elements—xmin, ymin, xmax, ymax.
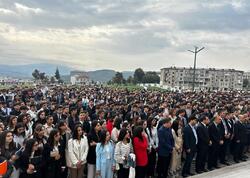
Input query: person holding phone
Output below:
<box><xmin>20</xmin><ymin>138</ymin><xmax>43</xmax><ymax>178</ymax></box>
<box><xmin>43</xmin><ymin>129</ymin><xmax>63</xmax><ymax>178</ymax></box>
<box><xmin>0</xmin><ymin>130</ymin><xmax>21</xmax><ymax>178</ymax></box>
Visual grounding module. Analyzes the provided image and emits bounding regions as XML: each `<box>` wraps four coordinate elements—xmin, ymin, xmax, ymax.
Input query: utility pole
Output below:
<box><xmin>188</xmin><ymin>46</ymin><xmax>205</xmax><ymax>91</ymax></box>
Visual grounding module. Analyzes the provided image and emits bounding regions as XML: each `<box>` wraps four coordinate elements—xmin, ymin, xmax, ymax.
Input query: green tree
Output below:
<box><xmin>134</xmin><ymin>68</ymin><xmax>145</xmax><ymax>83</ymax></box>
<box><xmin>143</xmin><ymin>72</ymin><xmax>160</xmax><ymax>83</ymax></box>
<box><xmin>39</xmin><ymin>72</ymin><xmax>46</xmax><ymax>81</ymax></box>
<box><xmin>50</xmin><ymin>76</ymin><xmax>56</xmax><ymax>83</ymax></box>
<box><xmin>126</xmin><ymin>76</ymin><xmax>134</xmax><ymax>84</ymax></box>
<box><xmin>112</xmin><ymin>72</ymin><xmax>126</xmax><ymax>84</ymax></box>
<box><xmin>55</xmin><ymin>67</ymin><xmax>61</xmax><ymax>80</ymax></box>
<box><xmin>32</xmin><ymin>69</ymin><xmax>40</xmax><ymax>80</ymax></box>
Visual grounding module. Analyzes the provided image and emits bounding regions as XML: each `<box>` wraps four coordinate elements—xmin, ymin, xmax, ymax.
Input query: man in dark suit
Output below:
<box><xmin>157</xmin><ymin>118</ymin><xmax>174</xmax><ymax>178</ymax></box>
<box><xmin>177</xmin><ymin>109</ymin><xmax>188</xmax><ymax>128</ymax></box>
<box><xmin>196</xmin><ymin>115</ymin><xmax>211</xmax><ymax>173</ymax></box>
<box><xmin>87</xmin><ymin>99</ymin><xmax>96</xmax><ymax>121</ymax></box>
<box><xmin>182</xmin><ymin>115</ymin><xmax>198</xmax><ymax>177</ymax></box>
<box><xmin>140</xmin><ymin>105</ymin><xmax>149</xmax><ymax>120</ymax></box>
<box><xmin>208</xmin><ymin>114</ymin><xmax>224</xmax><ymax>170</ymax></box>
<box><xmin>52</xmin><ymin>105</ymin><xmax>63</xmax><ymax>125</ymax></box>
<box><xmin>233</xmin><ymin>115</ymin><xmax>247</xmax><ymax>163</ymax></box>
<box><xmin>218</xmin><ymin>111</ymin><xmax>232</xmax><ymax>165</ymax></box>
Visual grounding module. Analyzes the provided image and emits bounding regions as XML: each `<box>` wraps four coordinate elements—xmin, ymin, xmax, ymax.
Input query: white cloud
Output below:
<box><xmin>0</xmin><ymin>0</ymin><xmax>249</xmax><ymax>71</ymax></box>
<box><xmin>0</xmin><ymin>8</ymin><xmax>16</xmax><ymax>15</ymax></box>
<box><xmin>14</xmin><ymin>2</ymin><xmax>44</xmax><ymax>14</ymax></box>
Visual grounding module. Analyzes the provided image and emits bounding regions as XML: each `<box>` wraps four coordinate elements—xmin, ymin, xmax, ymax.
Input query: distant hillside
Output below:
<box><xmin>0</xmin><ymin>63</ymin><xmax>73</xmax><ymax>78</ymax></box>
<box><xmin>0</xmin><ymin>64</ymin><xmax>134</xmax><ymax>82</ymax></box>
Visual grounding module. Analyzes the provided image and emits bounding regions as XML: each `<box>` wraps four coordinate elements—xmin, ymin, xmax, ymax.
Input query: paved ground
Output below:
<box><xmin>168</xmin><ymin>153</ymin><xmax>250</xmax><ymax>178</ymax></box>
<box><xmin>191</xmin><ymin>160</ymin><xmax>250</xmax><ymax>178</ymax></box>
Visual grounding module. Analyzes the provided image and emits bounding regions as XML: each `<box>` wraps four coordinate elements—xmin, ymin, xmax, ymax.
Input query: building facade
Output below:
<box><xmin>243</xmin><ymin>72</ymin><xmax>250</xmax><ymax>80</ymax></box>
<box><xmin>160</xmin><ymin>67</ymin><xmax>244</xmax><ymax>91</ymax></box>
<box><xmin>70</xmin><ymin>71</ymin><xmax>90</xmax><ymax>85</ymax></box>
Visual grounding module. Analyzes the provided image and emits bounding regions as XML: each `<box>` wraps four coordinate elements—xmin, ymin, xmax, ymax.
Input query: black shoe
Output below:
<box><xmin>214</xmin><ymin>166</ymin><xmax>221</xmax><ymax>169</ymax></box>
<box><xmin>207</xmin><ymin>167</ymin><xmax>214</xmax><ymax>171</ymax></box>
<box><xmin>234</xmin><ymin>159</ymin><xmax>240</xmax><ymax>163</ymax></box>
<box><xmin>203</xmin><ymin>168</ymin><xmax>209</xmax><ymax>172</ymax></box>
<box><xmin>243</xmin><ymin>155</ymin><xmax>249</xmax><ymax>159</ymax></box>
<box><xmin>240</xmin><ymin>158</ymin><xmax>247</xmax><ymax>162</ymax></box>
<box><xmin>221</xmin><ymin>162</ymin><xmax>230</xmax><ymax>166</ymax></box>
<box><xmin>188</xmin><ymin>173</ymin><xmax>195</xmax><ymax>176</ymax></box>
<box><xmin>196</xmin><ymin>170</ymin><xmax>203</xmax><ymax>174</ymax></box>
<box><xmin>182</xmin><ymin>174</ymin><xmax>189</xmax><ymax>177</ymax></box>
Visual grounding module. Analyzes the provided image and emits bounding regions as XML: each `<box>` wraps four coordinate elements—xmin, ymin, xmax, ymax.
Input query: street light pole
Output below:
<box><xmin>188</xmin><ymin>46</ymin><xmax>205</xmax><ymax>91</ymax></box>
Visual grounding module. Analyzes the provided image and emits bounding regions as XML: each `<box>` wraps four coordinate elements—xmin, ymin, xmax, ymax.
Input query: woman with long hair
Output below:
<box><xmin>114</xmin><ymin>128</ymin><xmax>133</xmax><ymax>178</ymax></box>
<box><xmin>32</xmin><ymin>124</ymin><xmax>47</xmax><ymax>153</ymax></box>
<box><xmin>20</xmin><ymin>138</ymin><xmax>43</xmax><ymax>178</ymax></box>
<box><xmin>111</xmin><ymin>118</ymin><xmax>122</xmax><ymax>143</ymax></box>
<box><xmin>18</xmin><ymin>113</ymin><xmax>33</xmax><ymax>138</ymax></box>
<box><xmin>7</xmin><ymin>116</ymin><xmax>17</xmax><ymax>132</ymax></box>
<box><xmin>87</xmin><ymin>120</ymin><xmax>101</xmax><ymax>178</ymax></box>
<box><xmin>169</xmin><ymin>119</ymin><xmax>183</xmax><ymax>175</ymax></box>
<box><xmin>42</xmin><ymin>129</ymin><xmax>63</xmax><ymax>178</ymax></box>
<box><xmin>13</xmin><ymin>123</ymin><xmax>26</xmax><ymax>147</ymax></box>
<box><xmin>58</xmin><ymin>120</ymin><xmax>71</xmax><ymax>178</ymax></box>
<box><xmin>96</xmin><ymin>129</ymin><xmax>115</xmax><ymax>178</ymax></box>
<box><xmin>0</xmin><ymin>130</ymin><xmax>21</xmax><ymax>178</ymax></box>
<box><xmin>67</xmin><ymin>125</ymin><xmax>89</xmax><ymax>178</ymax></box>
<box><xmin>146</xmin><ymin>117</ymin><xmax>158</xmax><ymax>178</ymax></box>
<box><xmin>133</xmin><ymin>126</ymin><xmax>148</xmax><ymax>178</ymax></box>
<box><xmin>33</xmin><ymin>111</ymin><xmax>46</xmax><ymax>130</ymax></box>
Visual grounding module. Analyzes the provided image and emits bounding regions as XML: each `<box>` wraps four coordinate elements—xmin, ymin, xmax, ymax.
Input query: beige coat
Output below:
<box><xmin>170</xmin><ymin>128</ymin><xmax>183</xmax><ymax>173</ymax></box>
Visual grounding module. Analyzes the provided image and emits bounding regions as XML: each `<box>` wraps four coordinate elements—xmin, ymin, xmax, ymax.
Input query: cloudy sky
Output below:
<box><xmin>0</xmin><ymin>0</ymin><xmax>249</xmax><ymax>71</ymax></box>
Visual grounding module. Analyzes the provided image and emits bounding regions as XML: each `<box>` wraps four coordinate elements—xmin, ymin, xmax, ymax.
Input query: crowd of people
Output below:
<box><xmin>0</xmin><ymin>85</ymin><xmax>249</xmax><ymax>178</ymax></box>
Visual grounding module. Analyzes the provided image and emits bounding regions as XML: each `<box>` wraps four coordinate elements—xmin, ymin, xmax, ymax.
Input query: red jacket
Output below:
<box><xmin>107</xmin><ymin>120</ymin><xmax>113</xmax><ymax>134</ymax></box>
<box><xmin>133</xmin><ymin>136</ymin><xmax>148</xmax><ymax>166</ymax></box>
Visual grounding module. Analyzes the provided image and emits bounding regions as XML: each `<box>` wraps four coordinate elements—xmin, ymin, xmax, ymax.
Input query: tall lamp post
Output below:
<box><xmin>188</xmin><ymin>46</ymin><xmax>205</xmax><ymax>91</ymax></box>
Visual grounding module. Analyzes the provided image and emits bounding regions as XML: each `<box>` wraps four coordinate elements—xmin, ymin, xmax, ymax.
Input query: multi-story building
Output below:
<box><xmin>160</xmin><ymin>67</ymin><xmax>244</xmax><ymax>91</ymax></box>
<box><xmin>243</xmin><ymin>72</ymin><xmax>250</xmax><ymax>80</ymax></box>
<box><xmin>70</xmin><ymin>71</ymin><xmax>90</xmax><ymax>85</ymax></box>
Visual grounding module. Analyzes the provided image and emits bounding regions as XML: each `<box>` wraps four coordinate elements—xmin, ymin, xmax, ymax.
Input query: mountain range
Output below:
<box><xmin>0</xmin><ymin>63</ymin><xmax>134</xmax><ymax>82</ymax></box>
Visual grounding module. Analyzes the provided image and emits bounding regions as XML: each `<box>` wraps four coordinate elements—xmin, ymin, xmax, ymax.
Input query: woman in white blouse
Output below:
<box><xmin>111</xmin><ymin>118</ymin><xmax>122</xmax><ymax>143</ymax></box>
<box><xmin>67</xmin><ymin>125</ymin><xmax>89</xmax><ymax>178</ymax></box>
<box><xmin>114</xmin><ymin>128</ymin><xmax>133</xmax><ymax>178</ymax></box>
<box><xmin>146</xmin><ymin>117</ymin><xmax>158</xmax><ymax>178</ymax></box>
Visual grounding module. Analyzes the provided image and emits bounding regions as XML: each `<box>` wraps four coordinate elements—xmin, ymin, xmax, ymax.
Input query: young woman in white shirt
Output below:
<box><xmin>67</xmin><ymin>125</ymin><xmax>89</xmax><ymax>178</ymax></box>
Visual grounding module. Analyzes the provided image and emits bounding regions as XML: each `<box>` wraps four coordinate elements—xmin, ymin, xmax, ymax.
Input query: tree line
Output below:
<box><xmin>108</xmin><ymin>68</ymin><xmax>160</xmax><ymax>85</ymax></box>
<box><xmin>32</xmin><ymin>67</ymin><xmax>63</xmax><ymax>83</ymax></box>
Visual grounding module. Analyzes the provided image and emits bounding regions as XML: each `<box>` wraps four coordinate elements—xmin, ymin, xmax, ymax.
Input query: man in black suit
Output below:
<box><xmin>182</xmin><ymin>115</ymin><xmax>198</xmax><ymax>177</ymax></box>
<box><xmin>208</xmin><ymin>114</ymin><xmax>224</xmax><ymax>170</ymax></box>
<box><xmin>177</xmin><ymin>109</ymin><xmax>188</xmax><ymax>127</ymax></box>
<box><xmin>52</xmin><ymin>105</ymin><xmax>63</xmax><ymax>125</ymax></box>
<box><xmin>196</xmin><ymin>115</ymin><xmax>211</xmax><ymax>173</ymax></box>
<box><xmin>218</xmin><ymin>111</ymin><xmax>232</xmax><ymax>165</ymax></box>
<box><xmin>140</xmin><ymin>105</ymin><xmax>150</xmax><ymax>120</ymax></box>
<box><xmin>87</xmin><ymin>99</ymin><xmax>96</xmax><ymax>121</ymax></box>
<box><xmin>233</xmin><ymin>115</ymin><xmax>247</xmax><ymax>163</ymax></box>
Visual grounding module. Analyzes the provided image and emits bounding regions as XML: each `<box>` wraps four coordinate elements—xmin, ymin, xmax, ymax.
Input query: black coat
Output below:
<box><xmin>234</xmin><ymin>121</ymin><xmax>247</xmax><ymax>144</ymax></box>
<box><xmin>196</xmin><ymin>123</ymin><xmax>210</xmax><ymax>149</ymax></box>
<box><xmin>183</xmin><ymin>125</ymin><xmax>197</xmax><ymax>151</ymax></box>
<box><xmin>67</xmin><ymin>116</ymin><xmax>79</xmax><ymax>132</ymax></box>
<box><xmin>218</xmin><ymin>119</ymin><xmax>232</xmax><ymax>139</ymax></box>
<box><xmin>208</xmin><ymin>122</ymin><xmax>222</xmax><ymax>146</ymax></box>
<box><xmin>42</xmin><ymin>143</ymin><xmax>63</xmax><ymax>178</ymax></box>
<box><xmin>20</xmin><ymin>151</ymin><xmax>43</xmax><ymax>178</ymax></box>
<box><xmin>87</xmin><ymin>131</ymin><xmax>100</xmax><ymax>164</ymax></box>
